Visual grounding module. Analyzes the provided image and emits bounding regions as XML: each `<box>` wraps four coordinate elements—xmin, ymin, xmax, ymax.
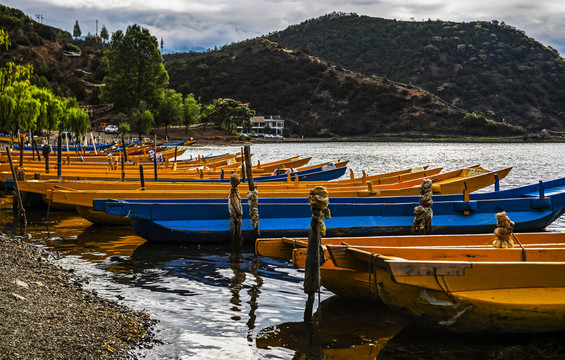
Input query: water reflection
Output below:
<box><xmin>256</xmin><ymin>296</ymin><xmax>410</xmax><ymax>359</ymax></box>
<box><xmin>379</xmin><ymin>324</ymin><xmax>565</xmax><ymax>359</ymax></box>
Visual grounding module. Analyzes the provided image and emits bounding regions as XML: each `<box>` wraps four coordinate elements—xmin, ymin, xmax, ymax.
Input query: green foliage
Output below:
<box><xmin>206</xmin><ymin>98</ymin><xmax>255</xmax><ymax>133</ymax></box>
<box><xmin>63</xmin><ymin>43</ymin><xmax>81</xmax><ymax>53</ymax></box>
<box><xmin>132</xmin><ymin>105</ymin><xmax>154</xmax><ymax>139</ymax></box>
<box><xmin>101</xmin><ymin>24</ymin><xmax>169</xmax><ymax>111</ymax></box>
<box><xmin>219</xmin><ymin>13</ymin><xmax>563</xmax><ymax>132</ymax></box>
<box><xmin>183</xmin><ymin>93</ymin><xmax>201</xmax><ymax>131</ymax></box>
<box><xmin>100</xmin><ymin>25</ymin><xmax>109</xmax><ymax>41</ymax></box>
<box><xmin>61</xmin><ymin>98</ymin><xmax>90</xmax><ymax>136</ymax></box>
<box><xmin>73</xmin><ymin>20</ymin><xmax>81</xmax><ymax>38</ymax></box>
<box><xmin>155</xmin><ymin>89</ymin><xmax>184</xmax><ymax>132</ymax></box>
<box><xmin>118</xmin><ymin>121</ymin><xmax>130</xmax><ymax>134</ymax></box>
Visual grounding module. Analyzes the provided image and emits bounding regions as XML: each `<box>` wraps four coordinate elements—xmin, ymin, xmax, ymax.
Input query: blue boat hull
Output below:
<box><xmin>92</xmin><ymin>176</ymin><xmax>565</xmax><ymax>211</ymax></box>
<box><xmin>104</xmin><ymin>189</ymin><xmax>565</xmax><ymax>243</ymax></box>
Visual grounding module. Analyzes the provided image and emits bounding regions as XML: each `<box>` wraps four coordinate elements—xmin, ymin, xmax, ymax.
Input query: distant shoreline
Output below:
<box><xmin>252</xmin><ymin>136</ymin><xmax>565</xmax><ymax>144</ymax></box>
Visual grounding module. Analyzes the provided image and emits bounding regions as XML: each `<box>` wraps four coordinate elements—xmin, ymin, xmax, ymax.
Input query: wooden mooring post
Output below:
<box><xmin>303</xmin><ymin>186</ymin><xmax>330</xmax><ymax>322</ymax></box>
<box><xmin>7</xmin><ymin>148</ymin><xmax>27</xmax><ymax>233</ymax></box>
<box><xmin>228</xmin><ymin>173</ymin><xmax>243</xmax><ymax>246</ymax></box>
<box><xmin>244</xmin><ymin>145</ymin><xmax>260</xmax><ymax>238</ymax></box>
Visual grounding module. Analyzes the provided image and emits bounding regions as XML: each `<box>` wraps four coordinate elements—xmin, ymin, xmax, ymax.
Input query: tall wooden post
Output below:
<box><xmin>7</xmin><ymin>148</ymin><xmax>27</xmax><ymax>232</ymax></box>
<box><xmin>139</xmin><ymin>165</ymin><xmax>145</xmax><ymax>190</ymax></box>
<box><xmin>19</xmin><ymin>135</ymin><xmax>24</xmax><ymax>167</ymax></box>
<box><xmin>228</xmin><ymin>173</ymin><xmax>243</xmax><ymax>245</ymax></box>
<box><xmin>56</xmin><ymin>134</ymin><xmax>62</xmax><ymax>180</ymax></box>
<box><xmin>121</xmin><ymin>156</ymin><xmax>125</xmax><ymax>181</ymax></box>
<box><xmin>244</xmin><ymin>145</ymin><xmax>259</xmax><ymax>238</ymax></box>
<box><xmin>304</xmin><ymin>186</ymin><xmax>329</xmax><ymax>322</ymax></box>
<box><xmin>153</xmin><ymin>151</ymin><xmax>158</xmax><ymax>181</ymax></box>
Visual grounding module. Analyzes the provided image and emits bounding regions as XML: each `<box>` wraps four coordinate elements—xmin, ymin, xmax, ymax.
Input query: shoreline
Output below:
<box><xmin>0</xmin><ymin>233</ymin><xmax>156</xmax><ymax>359</ymax></box>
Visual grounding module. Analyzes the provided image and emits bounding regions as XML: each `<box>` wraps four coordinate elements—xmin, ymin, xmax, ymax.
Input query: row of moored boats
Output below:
<box><xmin>2</xmin><ymin>142</ymin><xmax>565</xmax><ymax>334</ymax></box>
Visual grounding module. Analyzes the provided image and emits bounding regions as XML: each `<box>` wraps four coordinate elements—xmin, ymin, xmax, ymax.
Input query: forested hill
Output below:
<box><xmin>165</xmin><ymin>39</ymin><xmax>524</xmax><ymax>137</ymax></box>
<box><xmin>0</xmin><ymin>4</ymin><xmax>106</xmax><ymax>104</ymax></box>
<box><xmin>258</xmin><ymin>13</ymin><xmax>565</xmax><ymax>132</ymax></box>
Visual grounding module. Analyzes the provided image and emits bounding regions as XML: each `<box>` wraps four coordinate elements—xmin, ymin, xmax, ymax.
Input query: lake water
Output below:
<box><xmin>3</xmin><ymin>141</ymin><xmax>565</xmax><ymax>359</ymax></box>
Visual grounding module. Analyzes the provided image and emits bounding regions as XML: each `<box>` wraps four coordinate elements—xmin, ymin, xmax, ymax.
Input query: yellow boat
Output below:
<box><xmin>15</xmin><ymin>165</ymin><xmax>506</xmax><ymax>225</ymax></box>
<box><xmin>326</xmin><ymin>234</ymin><xmax>565</xmax><ymax>333</ymax></box>
<box><xmin>257</xmin><ymin>232</ymin><xmax>565</xmax><ymax>303</ymax></box>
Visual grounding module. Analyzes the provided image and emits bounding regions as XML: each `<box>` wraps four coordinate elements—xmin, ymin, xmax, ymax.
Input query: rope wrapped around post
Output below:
<box><xmin>244</xmin><ymin>145</ymin><xmax>260</xmax><ymax>238</ymax></box>
<box><xmin>228</xmin><ymin>173</ymin><xmax>243</xmax><ymax>245</ymax></box>
<box><xmin>247</xmin><ymin>189</ymin><xmax>260</xmax><ymax>236</ymax></box>
<box><xmin>410</xmin><ymin>179</ymin><xmax>433</xmax><ymax>235</ymax></box>
<box><xmin>492</xmin><ymin>211</ymin><xmax>515</xmax><ymax>248</ymax></box>
<box><xmin>303</xmin><ymin>186</ymin><xmax>330</xmax><ymax>322</ymax></box>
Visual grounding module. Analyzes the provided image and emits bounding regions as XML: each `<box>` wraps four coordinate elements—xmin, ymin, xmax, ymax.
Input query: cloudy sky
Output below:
<box><xmin>5</xmin><ymin>0</ymin><xmax>565</xmax><ymax>55</ymax></box>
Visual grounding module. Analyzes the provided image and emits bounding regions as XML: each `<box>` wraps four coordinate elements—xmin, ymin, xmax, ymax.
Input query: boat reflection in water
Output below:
<box><xmin>256</xmin><ymin>296</ymin><xmax>409</xmax><ymax>359</ymax></box>
<box><xmin>15</xmin><ymin>209</ymin><xmax>147</xmax><ymax>271</ymax></box>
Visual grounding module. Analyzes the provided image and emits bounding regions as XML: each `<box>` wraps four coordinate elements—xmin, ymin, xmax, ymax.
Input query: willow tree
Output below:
<box><xmin>101</xmin><ymin>24</ymin><xmax>169</xmax><ymax>111</ymax></box>
<box><xmin>60</xmin><ymin>98</ymin><xmax>90</xmax><ymax>137</ymax></box>
<box><xmin>34</xmin><ymin>87</ymin><xmax>64</xmax><ymax>136</ymax></box>
<box><xmin>2</xmin><ymin>81</ymin><xmax>40</xmax><ymax>132</ymax></box>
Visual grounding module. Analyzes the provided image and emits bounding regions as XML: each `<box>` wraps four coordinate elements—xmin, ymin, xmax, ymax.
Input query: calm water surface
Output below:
<box><xmin>3</xmin><ymin>142</ymin><xmax>565</xmax><ymax>359</ymax></box>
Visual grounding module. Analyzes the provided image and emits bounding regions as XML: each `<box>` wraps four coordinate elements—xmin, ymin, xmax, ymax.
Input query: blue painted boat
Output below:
<box><xmin>99</xmin><ymin>177</ymin><xmax>565</xmax><ymax>243</ymax></box>
<box><xmin>93</xmin><ymin>176</ymin><xmax>565</xmax><ymax>211</ymax></box>
<box><xmin>14</xmin><ymin>142</ymin><xmax>116</xmax><ymax>152</ymax></box>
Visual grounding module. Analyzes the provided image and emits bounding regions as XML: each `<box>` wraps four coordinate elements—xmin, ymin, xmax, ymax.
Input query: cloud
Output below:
<box><xmin>3</xmin><ymin>0</ymin><xmax>565</xmax><ymax>54</ymax></box>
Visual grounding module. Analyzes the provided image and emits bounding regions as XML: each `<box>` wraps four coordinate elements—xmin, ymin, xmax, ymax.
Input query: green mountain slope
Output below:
<box><xmin>262</xmin><ymin>13</ymin><xmax>565</xmax><ymax>132</ymax></box>
<box><xmin>166</xmin><ymin>39</ymin><xmax>523</xmax><ymax>137</ymax></box>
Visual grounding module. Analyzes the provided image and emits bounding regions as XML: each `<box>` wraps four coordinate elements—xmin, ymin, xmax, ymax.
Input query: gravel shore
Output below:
<box><xmin>0</xmin><ymin>233</ymin><xmax>156</xmax><ymax>359</ymax></box>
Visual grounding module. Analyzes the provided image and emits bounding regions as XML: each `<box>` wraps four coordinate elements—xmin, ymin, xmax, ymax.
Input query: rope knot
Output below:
<box><xmin>309</xmin><ymin>186</ymin><xmax>331</xmax><ymax>220</ymax></box>
<box><xmin>411</xmin><ymin>179</ymin><xmax>433</xmax><ymax>235</ymax></box>
<box><xmin>492</xmin><ymin>211</ymin><xmax>515</xmax><ymax>248</ymax></box>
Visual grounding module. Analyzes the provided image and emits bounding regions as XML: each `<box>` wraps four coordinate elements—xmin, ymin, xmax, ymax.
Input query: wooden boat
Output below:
<box><xmin>44</xmin><ymin>165</ymin><xmax>497</xmax><ymax>222</ymax></box>
<box><xmin>161</xmin><ymin>139</ymin><xmax>198</xmax><ymax>146</ymax></box>
<box><xmin>325</xmin><ymin>233</ymin><xmax>565</xmax><ymax>333</ymax></box>
<box><xmin>99</xmin><ymin>181</ymin><xmax>565</xmax><ymax>241</ymax></box>
<box><xmin>0</xmin><ymin>155</ymin><xmax>315</xmax><ymax>177</ymax></box>
<box><xmin>17</xmin><ymin>164</ymin><xmax>499</xmax><ymax>205</ymax></box>
<box><xmin>0</xmin><ymin>157</ymin><xmax>345</xmax><ymax>184</ymax></box>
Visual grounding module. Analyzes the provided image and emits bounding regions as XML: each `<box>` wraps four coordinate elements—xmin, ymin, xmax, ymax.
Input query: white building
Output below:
<box><xmin>238</xmin><ymin>115</ymin><xmax>285</xmax><ymax>135</ymax></box>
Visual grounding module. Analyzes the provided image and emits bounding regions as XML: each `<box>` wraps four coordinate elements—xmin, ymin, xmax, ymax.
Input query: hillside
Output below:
<box><xmin>0</xmin><ymin>4</ymin><xmax>106</xmax><ymax>104</ymax></box>
<box><xmin>259</xmin><ymin>13</ymin><xmax>565</xmax><ymax>132</ymax></box>
<box><xmin>1</xmin><ymin>4</ymin><xmax>558</xmax><ymax>138</ymax></box>
<box><xmin>165</xmin><ymin>39</ymin><xmax>523</xmax><ymax>137</ymax></box>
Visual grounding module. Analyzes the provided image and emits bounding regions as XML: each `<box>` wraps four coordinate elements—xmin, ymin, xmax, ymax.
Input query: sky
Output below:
<box><xmin>5</xmin><ymin>0</ymin><xmax>565</xmax><ymax>55</ymax></box>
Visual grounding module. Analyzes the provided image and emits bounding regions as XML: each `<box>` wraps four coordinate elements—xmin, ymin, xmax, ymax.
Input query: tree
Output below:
<box><xmin>0</xmin><ymin>30</ymin><xmax>87</xmax><ymax>139</ymax></box>
<box><xmin>100</xmin><ymin>25</ymin><xmax>109</xmax><ymax>42</ymax></box>
<box><xmin>34</xmin><ymin>87</ymin><xmax>64</xmax><ymax>136</ymax></box>
<box><xmin>100</xmin><ymin>24</ymin><xmax>169</xmax><ymax>111</ymax></box>
<box><xmin>207</xmin><ymin>98</ymin><xmax>255</xmax><ymax>133</ymax></box>
<box><xmin>155</xmin><ymin>89</ymin><xmax>183</xmax><ymax>133</ymax></box>
<box><xmin>73</xmin><ymin>20</ymin><xmax>81</xmax><ymax>39</ymax></box>
<box><xmin>0</xmin><ymin>29</ymin><xmax>9</xmax><ymax>49</ymax></box>
<box><xmin>183</xmin><ymin>93</ymin><xmax>201</xmax><ymax>133</ymax></box>
<box><xmin>133</xmin><ymin>106</ymin><xmax>154</xmax><ymax>140</ymax></box>
<box><xmin>200</xmin><ymin>103</ymin><xmax>214</xmax><ymax>131</ymax></box>
<box><xmin>60</xmin><ymin>98</ymin><xmax>90</xmax><ymax>137</ymax></box>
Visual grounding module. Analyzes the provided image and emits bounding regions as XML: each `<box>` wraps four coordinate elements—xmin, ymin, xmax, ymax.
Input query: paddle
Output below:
<box><xmin>511</xmin><ymin>232</ymin><xmax>527</xmax><ymax>261</ymax></box>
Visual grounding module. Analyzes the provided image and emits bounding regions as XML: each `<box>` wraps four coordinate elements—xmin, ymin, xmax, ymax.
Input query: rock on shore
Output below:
<box><xmin>0</xmin><ymin>233</ymin><xmax>155</xmax><ymax>359</ymax></box>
